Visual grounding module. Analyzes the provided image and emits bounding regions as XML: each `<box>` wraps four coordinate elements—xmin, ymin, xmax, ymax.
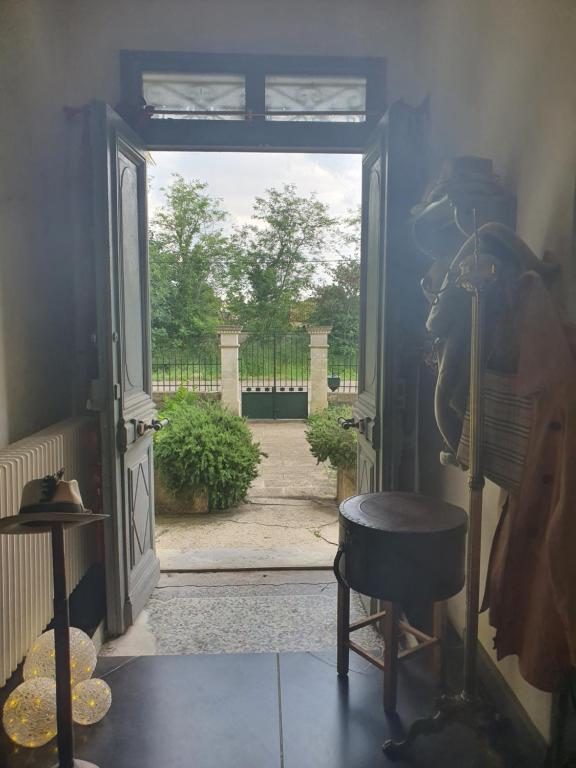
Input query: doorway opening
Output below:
<box><xmin>95</xmin><ymin>55</ymin><xmax>414</xmax><ymax>659</ymax></box>
<box><xmin>101</xmin><ymin>149</ymin><xmax>378</xmax><ymax>657</ymax></box>
<box><xmin>94</xmin><ymin>53</ymin><xmax>391</xmax><ymax>643</ymax></box>
<box><xmin>149</xmin><ymin>150</ymin><xmax>361</xmax><ymax>570</ymax></box>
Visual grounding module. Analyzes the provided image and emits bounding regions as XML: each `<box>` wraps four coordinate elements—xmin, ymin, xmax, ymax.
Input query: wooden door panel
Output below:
<box><xmin>128</xmin><ymin>449</ymin><xmax>152</xmax><ymax>569</ymax></box>
<box><xmin>356</xmin><ymin>145</ymin><xmax>383</xmax><ymax>494</ymax></box>
<box><xmin>125</xmin><ymin>435</ymin><xmax>158</xmax><ymax>622</ymax></box>
<box><xmin>118</xmin><ymin>148</ymin><xmax>146</xmax><ymax>399</ymax></box>
<box><xmin>355</xmin><ymin>101</ymin><xmax>427</xmax><ymax>495</ymax></box>
<box><xmin>357</xmin><ymin>450</ymin><xmax>375</xmax><ymax>494</ymax></box>
<box><xmin>90</xmin><ymin>102</ymin><xmax>159</xmax><ymax>636</ymax></box>
<box><xmin>362</xmin><ymin>159</ymin><xmax>382</xmax><ymax>400</ymax></box>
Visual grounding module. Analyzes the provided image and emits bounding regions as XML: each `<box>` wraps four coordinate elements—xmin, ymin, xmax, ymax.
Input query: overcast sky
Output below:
<box><xmin>148</xmin><ymin>151</ymin><xmax>362</xmax><ymax>232</ymax></box>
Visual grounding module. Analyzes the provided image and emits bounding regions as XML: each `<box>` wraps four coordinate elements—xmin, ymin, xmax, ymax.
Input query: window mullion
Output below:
<box><xmin>245</xmin><ymin>71</ymin><xmax>265</xmax><ymax>123</ymax></box>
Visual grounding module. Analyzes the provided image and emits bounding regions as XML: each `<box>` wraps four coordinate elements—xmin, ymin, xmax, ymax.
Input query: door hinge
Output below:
<box><xmin>395</xmin><ymin>379</ymin><xmax>407</xmax><ymax>410</ymax></box>
<box><xmin>370</xmin><ymin>418</ymin><xmax>380</xmax><ymax>450</ymax></box>
<box><xmin>87</xmin><ymin>378</ymin><xmax>105</xmax><ymax>412</ymax></box>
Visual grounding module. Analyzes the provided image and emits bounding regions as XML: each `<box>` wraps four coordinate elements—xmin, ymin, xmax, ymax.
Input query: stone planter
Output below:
<box><xmin>154</xmin><ymin>469</ymin><xmax>209</xmax><ymax>515</ymax></box>
<box><xmin>336</xmin><ymin>465</ymin><xmax>357</xmax><ymax>504</ymax></box>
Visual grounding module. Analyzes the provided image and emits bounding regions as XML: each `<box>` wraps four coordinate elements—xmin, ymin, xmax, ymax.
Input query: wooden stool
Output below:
<box><xmin>334</xmin><ymin>492</ymin><xmax>467</xmax><ymax>714</ymax></box>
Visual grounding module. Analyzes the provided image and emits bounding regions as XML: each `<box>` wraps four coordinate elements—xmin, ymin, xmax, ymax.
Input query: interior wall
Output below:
<box><xmin>65</xmin><ymin>0</ymin><xmax>424</xmax><ymax>106</ymax></box>
<box><xmin>0</xmin><ymin>0</ymin><xmax>73</xmax><ymax>446</ymax></box>
<box><xmin>416</xmin><ymin>0</ymin><xmax>576</xmax><ymax>741</ymax></box>
<box><xmin>419</xmin><ymin>0</ymin><xmax>576</xmax><ymax>318</ymax></box>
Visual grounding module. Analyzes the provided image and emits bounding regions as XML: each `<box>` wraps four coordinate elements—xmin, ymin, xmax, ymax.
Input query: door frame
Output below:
<box><xmin>90</xmin><ymin>54</ymin><xmax>396</xmax><ymax>634</ymax></box>
<box><xmin>353</xmin><ymin>102</ymin><xmax>429</xmax><ymax>495</ymax></box>
<box><xmin>118</xmin><ymin>51</ymin><xmax>386</xmax><ymax>152</ymax></box>
<box><xmin>355</xmin><ymin>130</ymin><xmax>386</xmax><ymax>493</ymax></box>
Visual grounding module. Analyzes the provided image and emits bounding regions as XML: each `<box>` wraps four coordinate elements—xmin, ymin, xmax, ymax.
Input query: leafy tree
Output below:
<box><xmin>224</xmin><ymin>184</ymin><xmax>336</xmax><ymax>331</ymax></box>
<box><xmin>149</xmin><ymin>175</ymin><xmax>230</xmax><ymax>354</ymax></box>
<box><xmin>310</xmin><ymin>212</ymin><xmax>361</xmax><ymax>357</ymax></box>
<box><xmin>289</xmin><ymin>297</ymin><xmax>317</xmax><ymax>325</ymax></box>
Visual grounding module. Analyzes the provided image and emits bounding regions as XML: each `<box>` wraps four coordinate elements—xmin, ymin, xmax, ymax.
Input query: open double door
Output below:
<box><xmin>89</xmin><ymin>100</ymin><xmax>427</xmax><ymax>636</ymax></box>
<box><xmin>90</xmin><ymin>103</ymin><xmax>159</xmax><ymax>636</ymax></box>
<box><xmin>354</xmin><ymin>101</ymin><xmax>428</xmax><ymax>495</ymax></box>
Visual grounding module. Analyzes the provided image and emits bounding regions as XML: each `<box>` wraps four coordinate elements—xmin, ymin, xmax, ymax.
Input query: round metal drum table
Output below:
<box><xmin>334</xmin><ymin>492</ymin><xmax>467</xmax><ymax>714</ymax></box>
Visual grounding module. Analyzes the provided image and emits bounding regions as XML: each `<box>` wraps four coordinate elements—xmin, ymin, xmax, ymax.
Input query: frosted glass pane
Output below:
<box><xmin>143</xmin><ymin>73</ymin><xmax>245</xmax><ymax>120</ymax></box>
<box><xmin>265</xmin><ymin>75</ymin><xmax>366</xmax><ymax>122</ymax></box>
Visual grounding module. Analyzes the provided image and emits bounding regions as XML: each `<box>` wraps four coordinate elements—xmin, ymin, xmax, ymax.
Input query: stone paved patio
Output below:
<box><xmin>100</xmin><ymin>570</ymin><xmax>382</xmax><ymax>657</ymax></box>
<box><xmin>155</xmin><ymin>420</ymin><xmax>340</xmax><ymax>570</ymax></box>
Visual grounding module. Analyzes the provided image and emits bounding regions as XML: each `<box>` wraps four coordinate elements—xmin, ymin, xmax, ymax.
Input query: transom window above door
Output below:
<box><xmin>121</xmin><ymin>52</ymin><xmax>386</xmax><ymax>150</ymax></box>
<box><xmin>142</xmin><ymin>73</ymin><xmax>246</xmax><ymax>120</ymax></box>
<box><xmin>265</xmin><ymin>75</ymin><xmax>366</xmax><ymax>122</ymax></box>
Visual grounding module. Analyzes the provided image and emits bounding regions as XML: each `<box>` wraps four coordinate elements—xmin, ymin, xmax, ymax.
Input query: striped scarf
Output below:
<box><xmin>457</xmin><ymin>369</ymin><xmax>532</xmax><ymax>494</ymax></box>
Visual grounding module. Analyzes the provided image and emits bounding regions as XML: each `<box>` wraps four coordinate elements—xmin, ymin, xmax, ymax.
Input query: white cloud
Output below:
<box><xmin>148</xmin><ymin>151</ymin><xmax>362</xmax><ymax>232</ymax></box>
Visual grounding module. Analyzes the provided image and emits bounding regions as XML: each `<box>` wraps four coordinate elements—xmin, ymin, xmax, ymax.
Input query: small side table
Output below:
<box><xmin>334</xmin><ymin>492</ymin><xmax>468</xmax><ymax>714</ymax></box>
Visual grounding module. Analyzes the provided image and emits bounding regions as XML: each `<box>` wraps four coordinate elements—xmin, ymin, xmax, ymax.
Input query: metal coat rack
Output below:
<box><xmin>383</xmin><ymin>213</ymin><xmax>505</xmax><ymax>761</ymax></box>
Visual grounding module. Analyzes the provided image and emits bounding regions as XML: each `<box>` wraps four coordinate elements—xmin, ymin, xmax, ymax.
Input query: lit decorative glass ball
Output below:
<box><xmin>72</xmin><ymin>679</ymin><xmax>112</xmax><ymax>725</ymax></box>
<box><xmin>23</xmin><ymin>628</ymin><xmax>97</xmax><ymax>687</ymax></box>
<box><xmin>2</xmin><ymin>678</ymin><xmax>57</xmax><ymax>747</ymax></box>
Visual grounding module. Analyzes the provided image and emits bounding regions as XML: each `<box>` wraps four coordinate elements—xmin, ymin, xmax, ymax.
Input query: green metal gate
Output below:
<box><xmin>240</xmin><ymin>332</ymin><xmax>309</xmax><ymax>419</ymax></box>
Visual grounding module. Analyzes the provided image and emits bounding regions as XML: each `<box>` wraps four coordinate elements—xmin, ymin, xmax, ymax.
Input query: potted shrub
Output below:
<box><xmin>154</xmin><ymin>390</ymin><xmax>262</xmax><ymax>514</ymax></box>
<box><xmin>305</xmin><ymin>405</ymin><xmax>357</xmax><ymax>503</ymax></box>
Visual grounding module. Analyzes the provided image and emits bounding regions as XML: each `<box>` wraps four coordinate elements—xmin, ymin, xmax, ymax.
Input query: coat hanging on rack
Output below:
<box><xmin>424</xmin><ymin>221</ymin><xmax>556</xmax><ymax>466</ymax></box>
<box><xmin>484</xmin><ymin>272</ymin><xmax>576</xmax><ymax>692</ymax></box>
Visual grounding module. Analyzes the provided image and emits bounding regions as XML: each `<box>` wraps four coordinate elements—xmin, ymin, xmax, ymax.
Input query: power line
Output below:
<box><xmin>150</xmin><ymin>256</ymin><xmax>358</xmax><ymax>264</ymax></box>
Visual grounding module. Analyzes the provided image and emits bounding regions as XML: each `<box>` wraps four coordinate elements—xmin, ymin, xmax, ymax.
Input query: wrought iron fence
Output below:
<box><xmin>151</xmin><ymin>331</ymin><xmax>358</xmax><ymax>397</ymax></box>
<box><xmin>327</xmin><ymin>349</ymin><xmax>358</xmax><ymax>393</ymax></box>
<box><xmin>152</xmin><ymin>340</ymin><xmax>220</xmax><ymax>393</ymax></box>
<box><xmin>239</xmin><ymin>331</ymin><xmax>310</xmax><ymax>391</ymax></box>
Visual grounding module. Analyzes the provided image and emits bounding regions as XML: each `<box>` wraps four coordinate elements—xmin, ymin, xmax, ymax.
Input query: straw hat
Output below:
<box><xmin>0</xmin><ymin>469</ymin><xmax>107</xmax><ymax>534</ymax></box>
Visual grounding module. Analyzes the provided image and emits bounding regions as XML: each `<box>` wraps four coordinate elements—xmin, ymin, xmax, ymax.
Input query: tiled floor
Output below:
<box><xmin>0</xmin><ymin>652</ymin><xmax>537</xmax><ymax>768</ymax></box>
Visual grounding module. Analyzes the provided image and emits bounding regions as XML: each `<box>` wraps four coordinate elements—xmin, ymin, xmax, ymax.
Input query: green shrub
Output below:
<box><xmin>158</xmin><ymin>387</ymin><xmax>199</xmax><ymax>414</ymax></box>
<box><xmin>154</xmin><ymin>390</ymin><xmax>262</xmax><ymax>511</ymax></box>
<box><xmin>305</xmin><ymin>405</ymin><xmax>357</xmax><ymax>470</ymax></box>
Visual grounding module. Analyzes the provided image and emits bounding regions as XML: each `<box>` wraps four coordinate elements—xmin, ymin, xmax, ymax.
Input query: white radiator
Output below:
<box><xmin>0</xmin><ymin>417</ymin><xmax>98</xmax><ymax>686</ymax></box>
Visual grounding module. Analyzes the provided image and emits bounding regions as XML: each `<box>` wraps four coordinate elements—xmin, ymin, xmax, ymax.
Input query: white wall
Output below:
<box><xmin>0</xmin><ymin>0</ymin><xmax>73</xmax><ymax>445</ymax></box>
<box><xmin>416</xmin><ymin>0</ymin><xmax>576</xmax><ymax>741</ymax></box>
<box><xmin>65</xmin><ymin>0</ymin><xmax>423</xmax><ymax>105</ymax></box>
<box><xmin>418</xmin><ymin>0</ymin><xmax>576</xmax><ymax>316</ymax></box>
<box><xmin>438</xmin><ymin>472</ymin><xmax>554</xmax><ymax>739</ymax></box>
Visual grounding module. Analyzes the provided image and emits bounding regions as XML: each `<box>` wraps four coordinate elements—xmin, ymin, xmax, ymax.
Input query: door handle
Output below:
<box><xmin>338</xmin><ymin>416</ymin><xmax>371</xmax><ymax>435</ymax></box>
<box><xmin>134</xmin><ymin>418</ymin><xmax>170</xmax><ymax>437</ymax></box>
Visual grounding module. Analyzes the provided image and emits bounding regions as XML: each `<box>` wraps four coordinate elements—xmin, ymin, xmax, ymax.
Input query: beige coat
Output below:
<box><xmin>485</xmin><ymin>274</ymin><xmax>576</xmax><ymax>691</ymax></box>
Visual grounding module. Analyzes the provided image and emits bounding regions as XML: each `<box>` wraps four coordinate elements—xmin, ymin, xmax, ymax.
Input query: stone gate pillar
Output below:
<box><xmin>219</xmin><ymin>325</ymin><xmax>242</xmax><ymax>416</ymax></box>
<box><xmin>308</xmin><ymin>326</ymin><xmax>332</xmax><ymax>414</ymax></box>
